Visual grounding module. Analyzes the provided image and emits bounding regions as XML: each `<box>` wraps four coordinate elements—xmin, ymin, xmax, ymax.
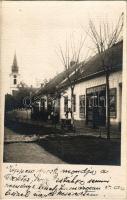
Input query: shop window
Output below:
<box><xmin>64</xmin><ymin>96</ymin><xmax>68</xmax><ymax>112</ymax></box>
<box><xmin>98</xmin><ymin>90</ymin><xmax>106</xmax><ymax>107</ymax></box>
<box><xmin>72</xmin><ymin>95</ymin><xmax>76</xmax><ymax>112</ymax></box>
<box><xmin>88</xmin><ymin>96</ymin><xmax>93</xmax><ymax>107</ymax></box>
<box><xmin>79</xmin><ymin>95</ymin><xmax>85</xmax><ymax>118</ymax></box>
<box><xmin>86</xmin><ymin>85</ymin><xmax>106</xmax><ymax>126</ymax></box>
<box><xmin>88</xmin><ymin>95</ymin><xmax>96</xmax><ymax>107</ymax></box>
<box><xmin>14</xmin><ymin>78</ymin><xmax>17</xmax><ymax>85</ymax></box>
<box><xmin>110</xmin><ymin>88</ymin><xmax>117</xmax><ymax>118</ymax></box>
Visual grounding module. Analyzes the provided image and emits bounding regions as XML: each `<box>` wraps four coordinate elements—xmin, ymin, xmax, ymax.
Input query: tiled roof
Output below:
<box><xmin>36</xmin><ymin>63</ymin><xmax>78</xmax><ymax>96</ymax></box>
<box><xmin>36</xmin><ymin>40</ymin><xmax>122</xmax><ymax>96</ymax></box>
<box><xmin>80</xmin><ymin>40</ymin><xmax>122</xmax><ymax>78</ymax></box>
<box><xmin>59</xmin><ymin>40</ymin><xmax>122</xmax><ymax>89</ymax></box>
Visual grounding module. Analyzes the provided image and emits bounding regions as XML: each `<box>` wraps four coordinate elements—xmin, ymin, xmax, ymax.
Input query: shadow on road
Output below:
<box><xmin>4</xmin><ymin>120</ymin><xmax>64</xmax><ymax>136</ymax></box>
<box><xmin>37</xmin><ymin>135</ymin><xmax>121</xmax><ymax>165</ymax></box>
<box><xmin>4</xmin><ymin>120</ymin><xmax>121</xmax><ymax>165</ymax></box>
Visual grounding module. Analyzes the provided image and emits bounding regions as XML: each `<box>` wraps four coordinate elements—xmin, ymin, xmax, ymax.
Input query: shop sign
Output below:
<box><xmin>86</xmin><ymin>85</ymin><xmax>106</xmax><ymax>94</ymax></box>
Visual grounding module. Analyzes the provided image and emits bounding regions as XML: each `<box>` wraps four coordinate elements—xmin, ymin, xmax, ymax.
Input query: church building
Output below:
<box><xmin>9</xmin><ymin>53</ymin><xmax>20</xmax><ymax>95</ymax></box>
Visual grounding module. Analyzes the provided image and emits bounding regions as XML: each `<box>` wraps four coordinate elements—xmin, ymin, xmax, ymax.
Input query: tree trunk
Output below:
<box><xmin>106</xmin><ymin>72</ymin><xmax>110</xmax><ymax>140</ymax></box>
<box><xmin>71</xmin><ymin>87</ymin><xmax>75</xmax><ymax>132</ymax></box>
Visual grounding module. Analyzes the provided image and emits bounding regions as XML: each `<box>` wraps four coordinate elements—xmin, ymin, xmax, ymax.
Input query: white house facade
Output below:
<box><xmin>34</xmin><ymin>41</ymin><xmax>122</xmax><ymax>130</ymax></box>
<box><xmin>59</xmin><ymin>41</ymin><xmax>122</xmax><ymax>130</ymax></box>
<box><xmin>60</xmin><ymin>70</ymin><xmax>122</xmax><ymax>129</ymax></box>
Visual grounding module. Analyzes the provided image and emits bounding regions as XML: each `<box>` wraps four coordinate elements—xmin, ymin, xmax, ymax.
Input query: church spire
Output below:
<box><xmin>12</xmin><ymin>53</ymin><xmax>18</xmax><ymax>73</ymax></box>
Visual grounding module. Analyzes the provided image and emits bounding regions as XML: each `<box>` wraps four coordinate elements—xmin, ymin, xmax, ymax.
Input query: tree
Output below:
<box><xmin>10</xmin><ymin>82</ymin><xmax>35</xmax><ymax>109</ymax></box>
<box><xmin>5</xmin><ymin>94</ymin><xmax>17</xmax><ymax>111</ymax></box>
<box><xmin>56</xmin><ymin>34</ymin><xmax>88</xmax><ymax>130</ymax></box>
<box><xmin>87</xmin><ymin>13</ymin><xmax>123</xmax><ymax>139</ymax></box>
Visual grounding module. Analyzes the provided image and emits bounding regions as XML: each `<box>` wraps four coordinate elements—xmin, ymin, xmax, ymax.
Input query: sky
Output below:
<box><xmin>1</xmin><ymin>1</ymin><xmax>125</xmax><ymax>93</ymax></box>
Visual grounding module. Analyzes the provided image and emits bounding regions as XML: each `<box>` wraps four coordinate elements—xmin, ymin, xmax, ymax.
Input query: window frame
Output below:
<box><xmin>79</xmin><ymin>95</ymin><xmax>85</xmax><ymax>118</ymax></box>
<box><xmin>109</xmin><ymin>88</ymin><xmax>117</xmax><ymax>118</ymax></box>
<box><xmin>14</xmin><ymin>78</ymin><xmax>17</xmax><ymax>85</ymax></box>
<box><xmin>64</xmin><ymin>96</ymin><xmax>68</xmax><ymax>112</ymax></box>
<box><xmin>72</xmin><ymin>94</ymin><xmax>76</xmax><ymax>112</ymax></box>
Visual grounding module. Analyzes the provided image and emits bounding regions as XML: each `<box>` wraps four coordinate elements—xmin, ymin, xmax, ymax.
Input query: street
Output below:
<box><xmin>4</xmin><ymin>123</ymin><xmax>121</xmax><ymax>165</ymax></box>
<box><xmin>4</xmin><ymin>127</ymin><xmax>65</xmax><ymax>164</ymax></box>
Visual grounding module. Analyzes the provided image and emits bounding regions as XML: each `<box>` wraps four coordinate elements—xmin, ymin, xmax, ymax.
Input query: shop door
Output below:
<box><xmin>86</xmin><ymin>85</ymin><xmax>106</xmax><ymax>127</ymax></box>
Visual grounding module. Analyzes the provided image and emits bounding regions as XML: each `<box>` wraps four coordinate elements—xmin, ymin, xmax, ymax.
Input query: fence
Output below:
<box><xmin>5</xmin><ymin>109</ymin><xmax>32</xmax><ymax>121</ymax></box>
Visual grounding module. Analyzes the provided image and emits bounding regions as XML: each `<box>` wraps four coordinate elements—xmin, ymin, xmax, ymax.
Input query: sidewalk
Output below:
<box><xmin>4</xmin><ymin>127</ymin><xmax>39</xmax><ymax>143</ymax></box>
<box><xmin>4</xmin><ymin>127</ymin><xmax>65</xmax><ymax>164</ymax></box>
<box><xmin>5</xmin><ymin>118</ymin><xmax>121</xmax><ymax>139</ymax></box>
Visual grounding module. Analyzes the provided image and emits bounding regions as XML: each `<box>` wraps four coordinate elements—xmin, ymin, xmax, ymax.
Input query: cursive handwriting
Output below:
<box><xmin>3</xmin><ymin>164</ymin><xmax>126</xmax><ymax>198</ymax></box>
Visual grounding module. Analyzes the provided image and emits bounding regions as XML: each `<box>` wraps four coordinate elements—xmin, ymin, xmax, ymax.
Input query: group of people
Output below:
<box><xmin>50</xmin><ymin>109</ymin><xmax>59</xmax><ymax>124</ymax></box>
<box><xmin>65</xmin><ymin>108</ymin><xmax>72</xmax><ymax>119</ymax></box>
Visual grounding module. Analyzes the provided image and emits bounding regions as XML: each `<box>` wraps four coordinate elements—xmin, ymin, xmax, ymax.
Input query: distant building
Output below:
<box><xmin>9</xmin><ymin>53</ymin><xmax>20</xmax><ymax>95</ymax></box>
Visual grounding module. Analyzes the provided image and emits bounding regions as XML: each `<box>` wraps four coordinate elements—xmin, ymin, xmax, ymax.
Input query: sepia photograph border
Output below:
<box><xmin>0</xmin><ymin>1</ymin><xmax>127</xmax><ymax>199</ymax></box>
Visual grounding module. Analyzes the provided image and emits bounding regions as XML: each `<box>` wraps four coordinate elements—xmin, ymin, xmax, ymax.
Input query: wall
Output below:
<box><xmin>60</xmin><ymin>71</ymin><xmax>122</xmax><ymax>126</ymax></box>
<box><xmin>6</xmin><ymin>109</ymin><xmax>32</xmax><ymax>121</ymax></box>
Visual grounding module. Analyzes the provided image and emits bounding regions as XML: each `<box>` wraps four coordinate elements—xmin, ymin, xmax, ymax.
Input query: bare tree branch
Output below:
<box><xmin>86</xmin><ymin>13</ymin><xmax>124</xmax><ymax>140</ymax></box>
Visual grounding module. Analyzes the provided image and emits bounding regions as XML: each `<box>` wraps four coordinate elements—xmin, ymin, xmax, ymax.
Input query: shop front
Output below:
<box><xmin>86</xmin><ymin>84</ymin><xmax>106</xmax><ymax>127</ymax></box>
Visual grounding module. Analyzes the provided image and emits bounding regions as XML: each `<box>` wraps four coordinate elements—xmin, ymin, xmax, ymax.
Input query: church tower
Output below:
<box><xmin>10</xmin><ymin>53</ymin><xmax>20</xmax><ymax>95</ymax></box>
